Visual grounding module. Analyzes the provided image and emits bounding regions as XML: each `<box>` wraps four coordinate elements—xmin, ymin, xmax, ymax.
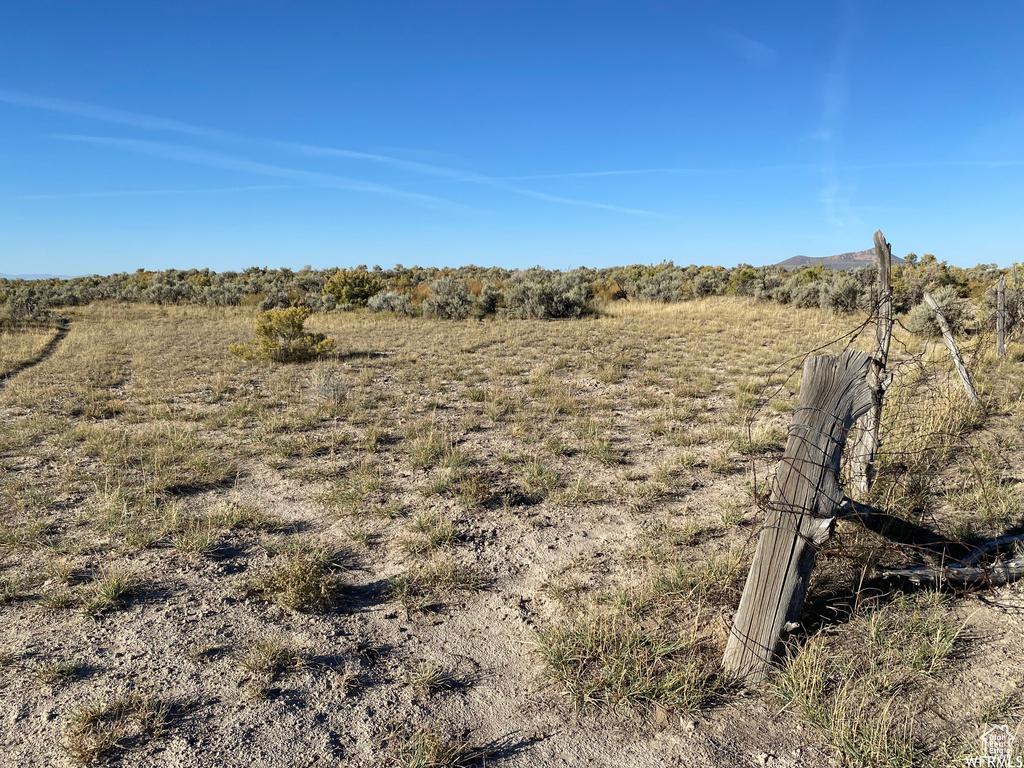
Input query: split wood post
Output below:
<box><xmin>1017</xmin><ymin>264</ymin><xmax>1023</xmax><ymax>343</ymax></box>
<box><xmin>849</xmin><ymin>230</ymin><xmax>894</xmax><ymax>496</ymax></box>
<box><xmin>722</xmin><ymin>350</ymin><xmax>873</xmax><ymax>684</ymax></box>
<box><xmin>1015</xmin><ymin>265</ymin><xmax>1021</xmax><ymax>343</ymax></box>
<box><xmin>997</xmin><ymin>275</ymin><xmax>1006</xmax><ymax>359</ymax></box>
<box><xmin>922</xmin><ymin>291</ymin><xmax>983</xmax><ymax>409</ymax></box>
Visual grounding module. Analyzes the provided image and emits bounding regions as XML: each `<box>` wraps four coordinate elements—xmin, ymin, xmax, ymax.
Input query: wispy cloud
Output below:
<box><xmin>0</xmin><ymin>89</ymin><xmax>228</xmax><ymax>139</ymax></box>
<box><xmin>466</xmin><ymin>158</ymin><xmax>1024</xmax><ymax>183</ymax></box>
<box><xmin>20</xmin><ymin>184</ymin><xmax>292</xmax><ymax>200</ymax></box>
<box><xmin>52</xmin><ymin>135</ymin><xmax>463</xmax><ymax>209</ymax></box>
<box><xmin>277</xmin><ymin>141</ymin><xmax>662</xmax><ymax>215</ymax></box>
<box><xmin>845</xmin><ymin>159</ymin><xmax>1024</xmax><ymax>170</ymax></box>
<box><xmin>716</xmin><ymin>27</ymin><xmax>778</xmax><ymax>67</ymax></box>
<box><xmin>494</xmin><ymin>164</ymin><xmax>814</xmax><ymax>181</ymax></box>
<box><xmin>486</xmin><ymin>186</ymin><xmax>660</xmax><ymax>217</ymax></box>
<box><xmin>2</xmin><ymin>88</ymin><xmax>659</xmax><ymax>216</ymax></box>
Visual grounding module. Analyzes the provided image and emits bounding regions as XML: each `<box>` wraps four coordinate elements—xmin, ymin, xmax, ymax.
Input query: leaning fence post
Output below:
<box><xmin>922</xmin><ymin>291</ymin><xmax>983</xmax><ymax>409</ymax></box>
<box><xmin>722</xmin><ymin>350</ymin><xmax>873</xmax><ymax>684</ymax></box>
<box><xmin>850</xmin><ymin>230</ymin><xmax>893</xmax><ymax>496</ymax></box>
<box><xmin>997</xmin><ymin>275</ymin><xmax>1006</xmax><ymax>359</ymax></box>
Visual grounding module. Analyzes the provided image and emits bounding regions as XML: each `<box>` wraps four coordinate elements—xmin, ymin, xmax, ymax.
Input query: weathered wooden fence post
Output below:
<box><xmin>997</xmin><ymin>274</ymin><xmax>1006</xmax><ymax>359</ymax></box>
<box><xmin>1015</xmin><ymin>265</ymin><xmax>1021</xmax><ymax>344</ymax></box>
<box><xmin>723</xmin><ymin>350</ymin><xmax>873</xmax><ymax>684</ymax></box>
<box><xmin>922</xmin><ymin>291</ymin><xmax>983</xmax><ymax>409</ymax></box>
<box><xmin>850</xmin><ymin>230</ymin><xmax>894</xmax><ymax>496</ymax></box>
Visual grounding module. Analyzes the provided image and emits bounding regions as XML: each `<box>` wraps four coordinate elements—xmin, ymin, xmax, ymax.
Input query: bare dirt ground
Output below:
<box><xmin>2</xmin><ymin>299</ymin><xmax>1023</xmax><ymax>767</ymax></box>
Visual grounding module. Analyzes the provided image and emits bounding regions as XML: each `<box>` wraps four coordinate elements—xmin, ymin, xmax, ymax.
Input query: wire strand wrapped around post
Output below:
<box><xmin>722</xmin><ymin>350</ymin><xmax>873</xmax><ymax>684</ymax></box>
<box><xmin>849</xmin><ymin>230</ymin><xmax>893</xmax><ymax>496</ymax></box>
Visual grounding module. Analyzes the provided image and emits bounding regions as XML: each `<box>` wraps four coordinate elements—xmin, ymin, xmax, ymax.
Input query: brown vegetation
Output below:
<box><xmin>0</xmin><ymin>298</ymin><xmax>1021</xmax><ymax>766</ymax></box>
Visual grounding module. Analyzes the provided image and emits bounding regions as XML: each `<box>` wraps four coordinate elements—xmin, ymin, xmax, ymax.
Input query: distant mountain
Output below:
<box><xmin>0</xmin><ymin>273</ymin><xmax>77</xmax><ymax>280</ymax></box>
<box><xmin>775</xmin><ymin>248</ymin><xmax>905</xmax><ymax>271</ymax></box>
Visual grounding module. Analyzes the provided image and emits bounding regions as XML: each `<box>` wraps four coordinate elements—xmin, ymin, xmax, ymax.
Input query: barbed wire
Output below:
<box><xmin>739</xmin><ymin>290</ymin><xmax>1023</xmax><ymax>600</ymax></box>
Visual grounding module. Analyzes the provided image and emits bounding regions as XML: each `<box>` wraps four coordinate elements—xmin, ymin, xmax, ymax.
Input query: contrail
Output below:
<box><xmin>52</xmin><ymin>135</ymin><xmax>468</xmax><ymax>210</ymax></box>
<box><xmin>21</xmin><ymin>184</ymin><xmax>293</xmax><ymax>200</ymax></box>
<box><xmin>2</xmin><ymin>88</ymin><xmax>660</xmax><ymax>216</ymax></box>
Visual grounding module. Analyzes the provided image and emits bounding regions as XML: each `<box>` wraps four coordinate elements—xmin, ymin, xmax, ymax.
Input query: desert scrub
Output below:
<box><xmin>322</xmin><ymin>267</ymin><xmax>385</xmax><ymax>307</ymax></box>
<box><xmin>367</xmin><ymin>291</ymin><xmax>416</xmax><ymax>316</ymax></box>
<box><xmin>306</xmin><ymin>367</ymin><xmax>349</xmax><ymax>407</ymax></box>
<box><xmin>230</xmin><ymin>306</ymin><xmax>335</xmax><ymax>363</ymax></box>
<box><xmin>422</xmin><ymin>276</ymin><xmax>472</xmax><ymax>320</ymax></box>
<box><xmin>502</xmin><ymin>271</ymin><xmax>594</xmax><ymax>319</ymax></box>
<box><xmin>904</xmin><ymin>285</ymin><xmax>972</xmax><ymax>337</ymax></box>
<box><xmin>244</xmin><ymin>541</ymin><xmax>348</xmax><ymax>612</ymax></box>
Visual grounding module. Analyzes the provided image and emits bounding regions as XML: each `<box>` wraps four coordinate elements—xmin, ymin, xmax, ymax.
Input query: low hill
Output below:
<box><xmin>0</xmin><ymin>273</ymin><xmax>77</xmax><ymax>280</ymax></box>
<box><xmin>775</xmin><ymin>248</ymin><xmax>905</xmax><ymax>271</ymax></box>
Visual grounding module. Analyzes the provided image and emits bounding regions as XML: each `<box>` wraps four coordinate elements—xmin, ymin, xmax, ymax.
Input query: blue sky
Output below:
<box><xmin>1</xmin><ymin>1</ymin><xmax>1021</xmax><ymax>274</ymax></box>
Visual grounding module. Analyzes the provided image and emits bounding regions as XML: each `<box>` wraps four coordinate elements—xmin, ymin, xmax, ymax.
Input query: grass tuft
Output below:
<box><xmin>388</xmin><ymin>561</ymin><xmax>486</xmax><ymax>613</ymax></box>
<box><xmin>384</xmin><ymin>724</ymin><xmax>488</xmax><ymax>768</ymax></box>
<box><xmin>81</xmin><ymin>569</ymin><xmax>139</xmax><ymax>618</ymax></box>
<box><xmin>65</xmin><ymin>693</ymin><xmax>168</xmax><ymax>765</ymax></box>
<box><xmin>244</xmin><ymin>542</ymin><xmax>347</xmax><ymax>612</ymax></box>
<box><xmin>536</xmin><ymin>613</ymin><xmax>724</xmax><ymax>711</ymax></box>
<box><xmin>239</xmin><ymin>636</ymin><xmax>306</xmax><ymax>678</ymax></box>
<box><xmin>403</xmin><ymin>661</ymin><xmax>451</xmax><ymax>695</ymax></box>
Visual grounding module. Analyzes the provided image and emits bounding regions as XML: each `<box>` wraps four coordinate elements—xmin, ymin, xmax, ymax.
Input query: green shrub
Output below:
<box><xmin>257</xmin><ymin>290</ymin><xmax>291</xmax><ymax>312</ymax></box>
<box><xmin>0</xmin><ymin>292</ymin><xmax>52</xmax><ymax>327</ymax></box>
<box><xmin>230</xmin><ymin>307</ymin><xmax>335</xmax><ymax>363</ymax></box>
<box><xmin>636</xmin><ymin>270</ymin><xmax>685</xmax><ymax>302</ymax></box>
<box><xmin>692</xmin><ymin>269</ymin><xmax>727</xmax><ymax>298</ymax></box>
<box><xmin>476</xmin><ymin>283</ymin><xmax>504</xmax><ymax>316</ymax></box>
<box><xmin>503</xmin><ymin>273</ymin><xmax>593</xmax><ymax>319</ymax></box>
<box><xmin>423</xmin><ymin>277</ymin><xmax>472</xmax><ymax>320</ymax></box>
<box><xmin>367</xmin><ymin>291</ymin><xmax>416</xmax><ymax>316</ymax></box>
<box><xmin>904</xmin><ymin>286</ymin><xmax>972</xmax><ymax>337</ymax></box>
<box><xmin>819</xmin><ymin>271</ymin><xmax>864</xmax><ymax>314</ymax></box>
<box><xmin>323</xmin><ymin>268</ymin><xmax>385</xmax><ymax>307</ymax></box>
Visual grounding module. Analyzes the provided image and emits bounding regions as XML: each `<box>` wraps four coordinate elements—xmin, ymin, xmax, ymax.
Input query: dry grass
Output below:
<box><xmin>244</xmin><ymin>541</ymin><xmax>348</xmax><ymax>612</ymax></box>
<box><xmin>769</xmin><ymin>592</ymin><xmax>967</xmax><ymax>767</ymax></box>
<box><xmin>384</xmin><ymin>724</ymin><xmax>489</xmax><ymax>768</ymax></box>
<box><xmin>536</xmin><ymin>614</ymin><xmax>725</xmax><ymax>711</ymax></box>
<box><xmin>80</xmin><ymin>569</ymin><xmax>139</xmax><ymax>618</ymax></box>
<box><xmin>65</xmin><ymin>692</ymin><xmax>168</xmax><ymax>765</ymax></box>
<box><xmin>0</xmin><ymin>298</ymin><xmax>1018</xmax><ymax>765</ymax></box>
<box><xmin>0</xmin><ymin>325</ymin><xmax>62</xmax><ymax>377</ymax></box>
